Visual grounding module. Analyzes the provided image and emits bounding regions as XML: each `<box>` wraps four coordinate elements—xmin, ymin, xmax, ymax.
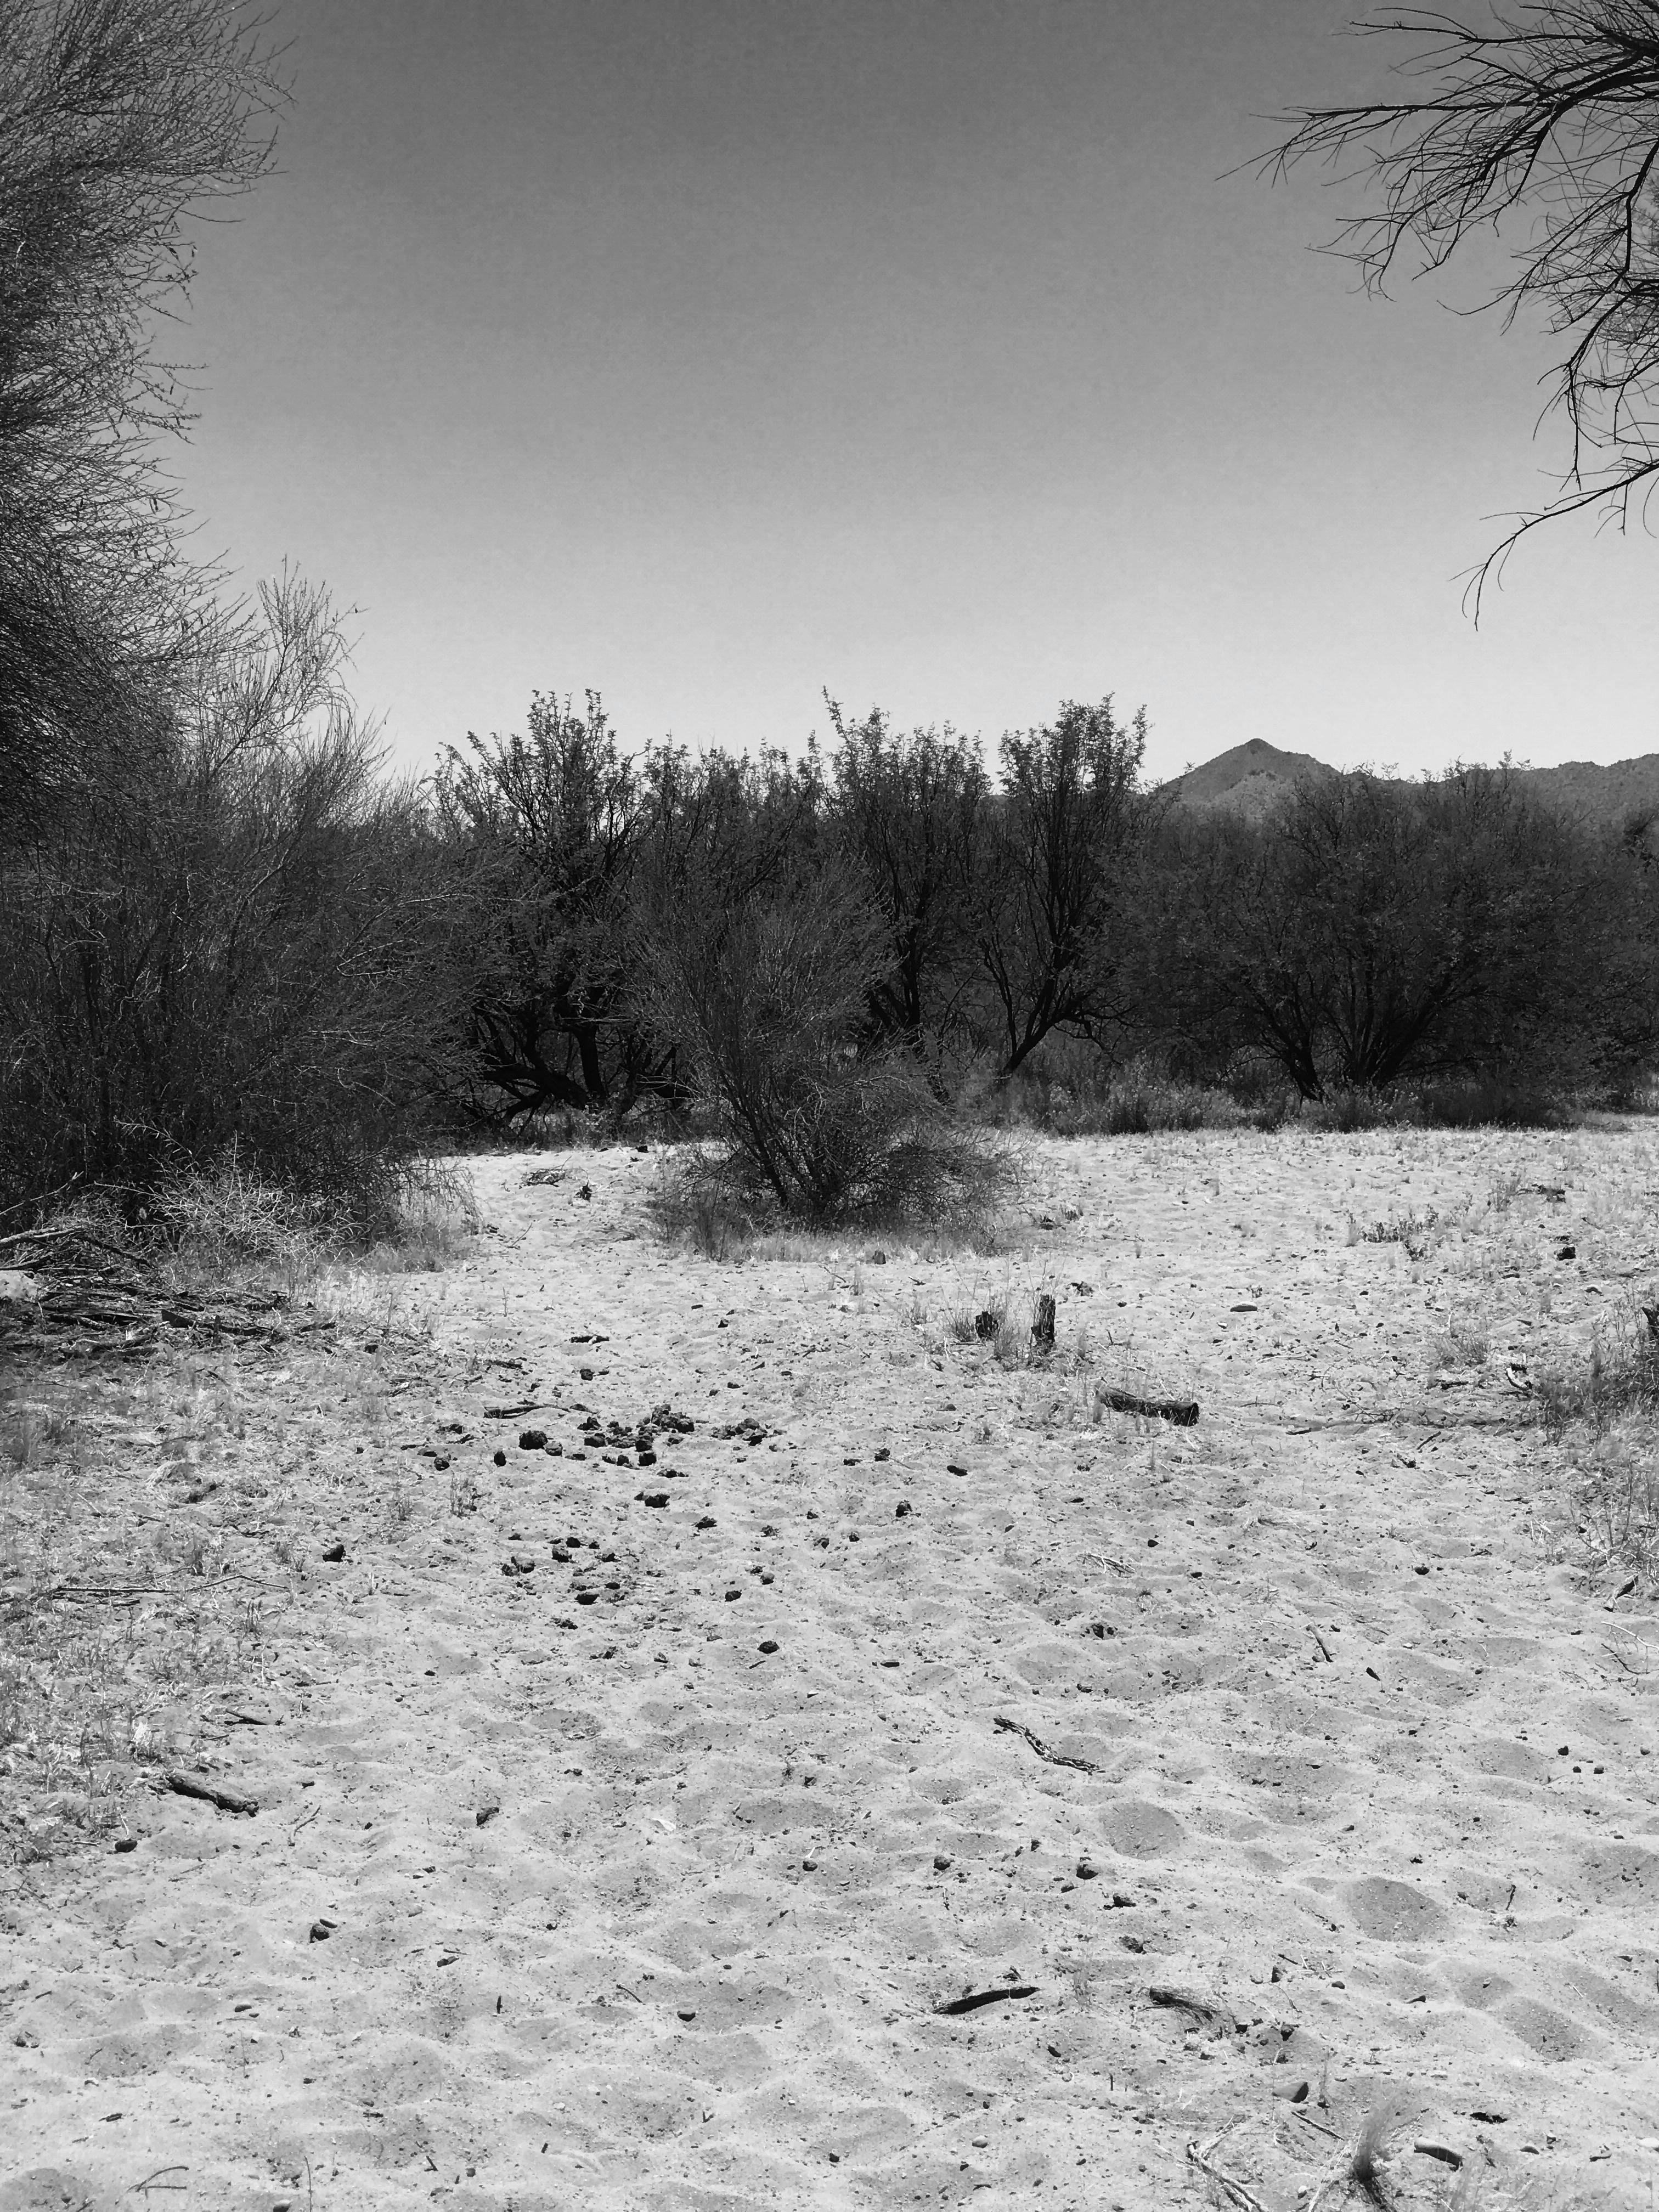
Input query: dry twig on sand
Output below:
<box><xmin>993</xmin><ymin>1714</ymin><xmax>1098</xmax><ymax>1772</ymax></box>
<box><xmin>1184</xmin><ymin>2120</ymin><xmax>1269</xmax><ymax>2212</ymax></box>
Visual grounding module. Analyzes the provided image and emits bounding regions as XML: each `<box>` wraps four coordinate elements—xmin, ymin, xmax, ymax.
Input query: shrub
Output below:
<box><xmin>642</xmin><ymin>862</ymin><xmax>1010</xmax><ymax>1229</ymax></box>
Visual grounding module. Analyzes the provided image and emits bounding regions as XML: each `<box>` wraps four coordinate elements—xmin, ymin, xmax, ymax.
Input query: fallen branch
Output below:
<box><xmin>994</xmin><ymin>1716</ymin><xmax>1098</xmax><ymax>1773</ymax></box>
<box><xmin>0</xmin><ymin>1224</ymin><xmax>137</xmax><ymax>1265</ymax></box>
<box><xmin>164</xmin><ymin>1771</ymin><xmax>258</xmax><ymax>1816</ymax></box>
<box><xmin>934</xmin><ymin>1983</ymin><xmax>1037</xmax><ymax>2016</ymax></box>
<box><xmin>1098</xmin><ymin>1388</ymin><xmax>1198</xmax><ymax>1427</ymax></box>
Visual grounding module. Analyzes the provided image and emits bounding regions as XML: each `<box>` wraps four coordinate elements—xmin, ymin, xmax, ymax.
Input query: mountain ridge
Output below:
<box><xmin>1160</xmin><ymin>737</ymin><xmax>1659</xmax><ymax>828</ymax></box>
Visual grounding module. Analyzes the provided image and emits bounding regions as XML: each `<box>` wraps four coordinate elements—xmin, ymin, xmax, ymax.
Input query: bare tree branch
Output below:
<box><xmin>1262</xmin><ymin>3</ymin><xmax>1659</xmax><ymax>607</ymax></box>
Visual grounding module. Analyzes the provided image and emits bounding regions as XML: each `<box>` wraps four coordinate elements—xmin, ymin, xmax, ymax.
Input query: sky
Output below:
<box><xmin>173</xmin><ymin>0</ymin><xmax>1659</xmax><ymax>785</ymax></box>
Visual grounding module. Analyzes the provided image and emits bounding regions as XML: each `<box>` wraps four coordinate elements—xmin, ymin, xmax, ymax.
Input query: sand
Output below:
<box><xmin>4</xmin><ymin>1127</ymin><xmax>1658</xmax><ymax>2210</ymax></box>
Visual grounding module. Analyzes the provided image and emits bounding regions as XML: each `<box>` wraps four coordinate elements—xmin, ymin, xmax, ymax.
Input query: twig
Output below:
<box><xmin>994</xmin><ymin>1715</ymin><xmax>1098</xmax><ymax>1773</ymax></box>
<box><xmin>288</xmin><ymin>1803</ymin><xmax>320</xmax><ymax>1844</ymax></box>
<box><xmin>122</xmin><ymin>2167</ymin><xmax>191</xmax><ymax>2198</ymax></box>
<box><xmin>1185</xmin><ymin>2121</ymin><xmax>1268</xmax><ymax>2212</ymax></box>
<box><xmin>934</xmin><ymin>1983</ymin><xmax>1037</xmax><ymax>2016</ymax></box>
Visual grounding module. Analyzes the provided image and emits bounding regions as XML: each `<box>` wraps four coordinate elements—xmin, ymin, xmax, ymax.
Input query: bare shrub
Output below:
<box><xmin>642</xmin><ymin>863</ymin><xmax>1011</xmax><ymax>1231</ymax></box>
<box><xmin>0</xmin><ymin>575</ymin><xmax>462</xmax><ymax>1232</ymax></box>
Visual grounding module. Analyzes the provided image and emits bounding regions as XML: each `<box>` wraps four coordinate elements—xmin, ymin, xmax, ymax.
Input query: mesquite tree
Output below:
<box><xmin>1267</xmin><ymin>3</ymin><xmax>1659</xmax><ymax>603</ymax></box>
<box><xmin>0</xmin><ymin>0</ymin><xmax>283</xmax><ymax>825</ymax></box>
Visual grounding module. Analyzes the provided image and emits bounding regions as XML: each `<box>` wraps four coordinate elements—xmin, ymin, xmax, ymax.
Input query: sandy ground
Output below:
<box><xmin>4</xmin><ymin>1127</ymin><xmax>1658</xmax><ymax>2211</ymax></box>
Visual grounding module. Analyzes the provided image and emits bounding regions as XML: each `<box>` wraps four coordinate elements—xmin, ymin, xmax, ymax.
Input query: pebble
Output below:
<box><xmin>518</xmin><ymin>1429</ymin><xmax>546</xmax><ymax>1450</ymax></box>
<box><xmin>758</xmin><ymin>1639</ymin><xmax>780</xmax><ymax>1655</ymax></box>
<box><xmin>895</xmin><ymin>1500</ymin><xmax>912</xmax><ymax>1519</ymax></box>
<box><xmin>321</xmin><ymin>1542</ymin><xmax>345</xmax><ymax>1564</ymax></box>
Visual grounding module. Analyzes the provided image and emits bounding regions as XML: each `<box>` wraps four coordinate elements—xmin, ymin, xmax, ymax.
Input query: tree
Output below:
<box><xmin>1173</xmin><ymin>764</ymin><xmax>1594</xmax><ymax>1099</ymax></box>
<box><xmin>1</xmin><ymin>0</ymin><xmax>283</xmax><ymax>825</ymax></box>
<box><xmin>1268</xmin><ymin>3</ymin><xmax>1659</xmax><ymax>604</ymax></box>
<box><xmin>0</xmin><ymin>574</ymin><xmax>456</xmax><ymax>1223</ymax></box>
<box><xmin>973</xmin><ymin>698</ymin><xmax>1149</xmax><ymax>1080</ymax></box>
<box><xmin>826</xmin><ymin>699</ymin><xmax>986</xmax><ymax>1063</ymax></box>
<box><xmin>434</xmin><ymin>693</ymin><xmax>645</xmax><ymax>1118</ymax></box>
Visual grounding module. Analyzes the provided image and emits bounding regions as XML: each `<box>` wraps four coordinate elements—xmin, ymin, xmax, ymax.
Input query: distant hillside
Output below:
<box><xmin>1161</xmin><ymin>739</ymin><xmax>1659</xmax><ymax>830</ymax></box>
<box><xmin>1160</xmin><ymin>738</ymin><xmax>1334</xmax><ymax>820</ymax></box>
<box><xmin>1513</xmin><ymin>755</ymin><xmax>1659</xmax><ymax>827</ymax></box>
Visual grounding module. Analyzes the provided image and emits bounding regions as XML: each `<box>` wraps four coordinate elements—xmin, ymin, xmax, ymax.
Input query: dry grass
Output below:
<box><xmin>650</xmin><ymin>1142</ymin><xmax>1023</xmax><ymax>1264</ymax></box>
<box><xmin>1431</xmin><ymin>1311</ymin><xmax>1491</xmax><ymax>1370</ymax></box>
<box><xmin>1533</xmin><ymin>1295</ymin><xmax>1659</xmax><ymax>1583</ymax></box>
<box><xmin>0</xmin><ymin>1160</ymin><xmax>477</xmax><ymax>1869</ymax></box>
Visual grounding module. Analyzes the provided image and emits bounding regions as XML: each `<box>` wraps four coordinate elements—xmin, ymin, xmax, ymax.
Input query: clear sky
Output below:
<box><xmin>174</xmin><ymin>0</ymin><xmax>1659</xmax><ymax>783</ymax></box>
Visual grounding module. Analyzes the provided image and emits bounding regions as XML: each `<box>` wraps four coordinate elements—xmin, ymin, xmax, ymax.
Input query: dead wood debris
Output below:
<box><xmin>1097</xmin><ymin>1387</ymin><xmax>1199</xmax><ymax>1426</ymax></box>
<box><xmin>934</xmin><ymin>1983</ymin><xmax>1038</xmax><ymax>2017</ymax></box>
<box><xmin>1185</xmin><ymin>2121</ymin><xmax>1269</xmax><ymax>2212</ymax></box>
<box><xmin>993</xmin><ymin>1715</ymin><xmax>1098</xmax><ymax>1773</ymax></box>
<box><xmin>163</xmin><ymin>1771</ymin><xmax>258</xmax><ymax>1816</ymax></box>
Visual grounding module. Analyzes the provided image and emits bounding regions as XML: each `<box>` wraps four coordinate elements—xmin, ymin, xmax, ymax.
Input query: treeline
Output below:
<box><xmin>7</xmin><ymin>657</ymin><xmax>1657</xmax><ymax>1227</ymax></box>
<box><xmin>426</xmin><ymin>690</ymin><xmax>1657</xmax><ymax>1126</ymax></box>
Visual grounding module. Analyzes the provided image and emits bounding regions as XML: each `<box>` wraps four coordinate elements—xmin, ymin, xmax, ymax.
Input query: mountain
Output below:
<box><xmin>1159</xmin><ymin>738</ymin><xmax>1334</xmax><ymax>820</ymax></box>
<box><xmin>1161</xmin><ymin>738</ymin><xmax>1659</xmax><ymax>830</ymax></box>
<box><xmin>1512</xmin><ymin>755</ymin><xmax>1659</xmax><ymax>828</ymax></box>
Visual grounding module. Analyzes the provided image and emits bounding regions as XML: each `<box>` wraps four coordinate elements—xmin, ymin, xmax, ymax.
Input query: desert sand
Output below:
<box><xmin>4</xmin><ymin>1127</ymin><xmax>1658</xmax><ymax>2210</ymax></box>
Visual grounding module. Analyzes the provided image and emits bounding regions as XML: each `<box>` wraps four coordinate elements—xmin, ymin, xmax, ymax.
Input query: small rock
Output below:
<box><xmin>934</xmin><ymin>1853</ymin><xmax>953</xmax><ymax>1872</ymax></box>
<box><xmin>870</xmin><ymin>1250</ymin><xmax>886</xmax><ymax>1263</ymax></box>
<box><xmin>577</xmin><ymin>1591</ymin><xmax>598</xmax><ymax>1606</ymax></box>
<box><xmin>758</xmin><ymin>1639</ymin><xmax>780</xmax><ymax>1655</ymax></box>
<box><xmin>802</xmin><ymin>1857</ymin><xmax>818</xmax><ymax>1871</ymax></box>
<box><xmin>493</xmin><ymin>1449</ymin><xmax>506</xmax><ymax>1467</ymax></box>
<box><xmin>895</xmin><ymin>1500</ymin><xmax>912</xmax><ymax>1519</ymax></box>
<box><xmin>696</xmin><ymin>1515</ymin><xmax>716</xmax><ymax>1531</ymax></box>
<box><xmin>724</xmin><ymin>1587</ymin><xmax>741</xmax><ymax>1602</ymax></box>
<box><xmin>637</xmin><ymin>1449</ymin><xmax>657</xmax><ymax>1466</ymax></box>
<box><xmin>1111</xmin><ymin>1891</ymin><xmax>1136</xmax><ymax>1909</ymax></box>
<box><xmin>113</xmin><ymin>1836</ymin><xmax>137</xmax><ymax>1854</ymax></box>
<box><xmin>947</xmin><ymin>1462</ymin><xmax>967</xmax><ymax>1476</ymax></box>
<box><xmin>642</xmin><ymin>1491</ymin><xmax>669</xmax><ymax>1508</ymax></box>
<box><xmin>476</xmin><ymin>1804</ymin><xmax>500</xmax><ymax>1827</ymax></box>
<box><xmin>677</xmin><ymin>2007</ymin><xmax>696</xmax><ymax>2022</ymax></box>
<box><xmin>1120</xmin><ymin>1933</ymin><xmax>1144</xmax><ymax>1953</ymax></box>
<box><xmin>519</xmin><ymin>1429</ymin><xmax>547</xmax><ymax>1450</ymax></box>
<box><xmin>1557</xmin><ymin>1243</ymin><xmax>1575</xmax><ymax>1260</ymax></box>
<box><xmin>1076</xmin><ymin>1859</ymin><xmax>1099</xmax><ymax>1881</ymax></box>
<box><xmin>309</xmin><ymin>1918</ymin><xmax>337</xmax><ymax>1942</ymax></box>
<box><xmin>578</xmin><ymin>1184</ymin><xmax>592</xmax><ymax>1201</ymax></box>
<box><xmin>321</xmin><ymin>1542</ymin><xmax>345</xmax><ymax>1564</ymax></box>
<box><xmin>580</xmin><ymin>1367</ymin><xmax>594</xmax><ymax>1381</ymax></box>
<box><xmin>434</xmin><ymin>1454</ymin><xmax>450</xmax><ymax>1471</ymax></box>
<box><xmin>874</xmin><ymin>1447</ymin><xmax>890</xmax><ymax>1462</ymax></box>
